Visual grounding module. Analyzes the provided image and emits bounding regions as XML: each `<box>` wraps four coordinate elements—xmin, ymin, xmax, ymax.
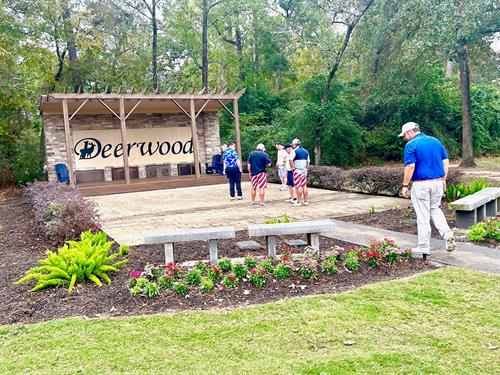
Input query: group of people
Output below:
<box><xmin>220</xmin><ymin>139</ymin><xmax>310</xmax><ymax>208</ymax></box>
<box><xmin>220</xmin><ymin>120</ymin><xmax>456</xmax><ymax>259</ymax></box>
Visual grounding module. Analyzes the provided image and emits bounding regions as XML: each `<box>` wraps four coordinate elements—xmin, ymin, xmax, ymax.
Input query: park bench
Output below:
<box><xmin>449</xmin><ymin>187</ymin><xmax>500</xmax><ymax>228</ymax></box>
<box><xmin>247</xmin><ymin>219</ymin><xmax>337</xmax><ymax>257</ymax></box>
<box><xmin>143</xmin><ymin>227</ymin><xmax>236</xmax><ymax>265</ymax></box>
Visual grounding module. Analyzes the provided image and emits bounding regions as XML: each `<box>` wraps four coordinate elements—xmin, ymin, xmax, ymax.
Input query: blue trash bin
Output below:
<box><xmin>55</xmin><ymin>163</ymin><xmax>69</xmax><ymax>183</ymax></box>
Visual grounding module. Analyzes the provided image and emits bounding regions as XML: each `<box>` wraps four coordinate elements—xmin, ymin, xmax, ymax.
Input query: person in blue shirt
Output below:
<box><xmin>222</xmin><ymin>141</ymin><xmax>243</xmax><ymax>201</ymax></box>
<box><xmin>247</xmin><ymin>143</ymin><xmax>271</xmax><ymax>207</ymax></box>
<box><xmin>400</xmin><ymin>122</ymin><xmax>455</xmax><ymax>259</ymax></box>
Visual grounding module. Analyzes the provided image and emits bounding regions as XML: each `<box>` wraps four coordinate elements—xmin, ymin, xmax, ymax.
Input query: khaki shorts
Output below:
<box><xmin>277</xmin><ymin>166</ymin><xmax>286</xmax><ymax>177</ymax></box>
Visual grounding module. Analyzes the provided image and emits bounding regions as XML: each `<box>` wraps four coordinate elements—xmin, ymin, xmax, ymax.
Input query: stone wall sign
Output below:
<box><xmin>73</xmin><ymin>127</ymin><xmax>194</xmax><ymax>168</ymax></box>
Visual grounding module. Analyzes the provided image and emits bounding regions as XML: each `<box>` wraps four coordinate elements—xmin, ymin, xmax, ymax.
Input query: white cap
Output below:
<box><xmin>292</xmin><ymin>138</ymin><xmax>300</xmax><ymax>145</ymax></box>
<box><xmin>398</xmin><ymin>122</ymin><xmax>419</xmax><ymax>137</ymax></box>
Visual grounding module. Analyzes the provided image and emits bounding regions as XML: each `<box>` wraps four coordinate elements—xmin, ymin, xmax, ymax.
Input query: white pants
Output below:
<box><xmin>411</xmin><ymin>179</ymin><xmax>453</xmax><ymax>254</ymax></box>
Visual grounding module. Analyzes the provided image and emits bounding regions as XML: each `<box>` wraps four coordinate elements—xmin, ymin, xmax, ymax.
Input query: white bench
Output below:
<box><xmin>449</xmin><ymin>187</ymin><xmax>500</xmax><ymax>228</ymax></box>
<box><xmin>143</xmin><ymin>227</ymin><xmax>236</xmax><ymax>264</ymax></box>
<box><xmin>248</xmin><ymin>219</ymin><xmax>337</xmax><ymax>257</ymax></box>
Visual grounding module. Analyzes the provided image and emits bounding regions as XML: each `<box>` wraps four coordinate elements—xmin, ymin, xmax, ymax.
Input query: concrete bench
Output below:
<box><xmin>475</xmin><ymin>187</ymin><xmax>500</xmax><ymax>217</ymax></box>
<box><xmin>248</xmin><ymin>219</ymin><xmax>337</xmax><ymax>257</ymax></box>
<box><xmin>143</xmin><ymin>227</ymin><xmax>235</xmax><ymax>265</ymax></box>
<box><xmin>449</xmin><ymin>193</ymin><xmax>491</xmax><ymax>228</ymax></box>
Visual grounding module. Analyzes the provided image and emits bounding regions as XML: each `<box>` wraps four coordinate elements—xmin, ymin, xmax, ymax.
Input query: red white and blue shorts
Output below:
<box><xmin>251</xmin><ymin>172</ymin><xmax>267</xmax><ymax>190</ymax></box>
<box><xmin>293</xmin><ymin>170</ymin><xmax>307</xmax><ymax>188</ymax></box>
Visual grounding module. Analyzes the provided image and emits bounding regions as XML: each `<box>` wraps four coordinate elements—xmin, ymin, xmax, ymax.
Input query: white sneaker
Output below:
<box><xmin>237</xmin><ymin>196</ymin><xmax>243</xmax><ymax>200</ymax></box>
<box><xmin>302</xmin><ymin>201</ymin><xmax>309</xmax><ymax>206</ymax></box>
<box><xmin>445</xmin><ymin>236</ymin><xmax>456</xmax><ymax>252</ymax></box>
<box><xmin>230</xmin><ymin>197</ymin><xmax>235</xmax><ymax>201</ymax></box>
<box><xmin>285</xmin><ymin>198</ymin><xmax>295</xmax><ymax>203</ymax></box>
<box><xmin>280</xmin><ymin>186</ymin><xmax>286</xmax><ymax>191</ymax></box>
<box><xmin>292</xmin><ymin>201</ymin><xmax>302</xmax><ymax>207</ymax></box>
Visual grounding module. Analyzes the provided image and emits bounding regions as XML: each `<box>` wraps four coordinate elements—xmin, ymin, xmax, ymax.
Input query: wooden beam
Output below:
<box><xmin>195</xmin><ymin>99</ymin><xmax>210</xmax><ymax>119</ymax></box>
<box><xmin>234</xmin><ymin>98</ymin><xmax>242</xmax><ymax>159</ymax></box>
<box><xmin>62</xmin><ymin>99</ymin><xmax>76</xmax><ymax>186</ymax></box>
<box><xmin>97</xmin><ymin>98</ymin><xmax>120</xmax><ymax>119</ymax></box>
<box><xmin>217</xmin><ymin>99</ymin><xmax>234</xmax><ymax>118</ymax></box>
<box><xmin>48</xmin><ymin>93</ymin><xmax>245</xmax><ymax>100</ymax></box>
<box><xmin>125</xmin><ymin>99</ymin><xmax>143</xmax><ymax>120</ymax></box>
<box><xmin>171</xmin><ymin>99</ymin><xmax>191</xmax><ymax>118</ymax></box>
<box><xmin>68</xmin><ymin>99</ymin><xmax>89</xmax><ymax>121</ymax></box>
<box><xmin>189</xmin><ymin>99</ymin><xmax>201</xmax><ymax>178</ymax></box>
<box><xmin>119</xmin><ymin>96</ymin><xmax>131</xmax><ymax>184</ymax></box>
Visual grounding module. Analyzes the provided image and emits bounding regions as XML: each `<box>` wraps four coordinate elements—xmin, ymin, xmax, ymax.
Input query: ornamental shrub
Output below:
<box><xmin>218</xmin><ymin>258</ymin><xmax>232</xmax><ymax>272</ymax></box>
<box><xmin>320</xmin><ymin>251</ymin><xmax>338</xmax><ymax>275</ymax></box>
<box><xmin>24</xmin><ymin>181</ymin><xmax>100</xmax><ymax>244</ymax></box>
<box><xmin>174</xmin><ymin>281</ymin><xmax>189</xmax><ymax>296</ymax></box>
<box><xmin>232</xmin><ymin>263</ymin><xmax>248</xmax><ymax>280</ymax></box>
<box><xmin>248</xmin><ymin>268</ymin><xmax>268</xmax><ymax>287</ymax></box>
<box><xmin>243</xmin><ymin>255</ymin><xmax>258</xmax><ymax>269</ymax></box>
<box><xmin>298</xmin><ymin>257</ymin><xmax>319</xmax><ymax>280</ymax></box>
<box><xmin>273</xmin><ymin>261</ymin><xmax>293</xmax><ymax>279</ymax></box>
<box><xmin>344</xmin><ymin>251</ymin><xmax>360</xmax><ymax>272</ymax></box>
<box><xmin>16</xmin><ymin>231</ymin><xmax>127</xmax><ymax>294</ymax></box>
<box><xmin>467</xmin><ymin>218</ymin><xmax>500</xmax><ymax>242</ymax></box>
<box><xmin>186</xmin><ymin>269</ymin><xmax>203</xmax><ymax>285</ymax></box>
<box><xmin>223</xmin><ymin>273</ymin><xmax>238</xmax><ymax>288</ymax></box>
<box><xmin>261</xmin><ymin>256</ymin><xmax>276</xmax><ymax>273</ymax></box>
<box><xmin>207</xmin><ymin>265</ymin><xmax>222</xmax><ymax>283</ymax></box>
<box><xmin>200</xmin><ymin>278</ymin><xmax>214</xmax><ymax>293</ymax></box>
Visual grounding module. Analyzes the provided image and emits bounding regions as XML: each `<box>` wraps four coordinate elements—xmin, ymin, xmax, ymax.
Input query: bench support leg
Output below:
<box><xmin>485</xmin><ymin>200</ymin><xmax>497</xmax><ymax>217</ymax></box>
<box><xmin>476</xmin><ymin>205</ymin><xmax>486</xmax><ymax>223</ymax></box>
<box><xmin>164</xmin><ymin>243</ymin><xmax>174</xmax><ymax>265</ymax></box>
<box><xmin>208</xmin><ymin>239</ymin><xmax>218</xmax><ymax>265</ymax></box>
<box><xmin>266</xmin><ymin>235</ymin><xmax>277</xmax><ymax>257</ymax></box>
<box><xmin>455</xmin><ymin>210</ymin><xmax>477</xmax><ymax>228</ymax></box>
<box><xmin>307</xmin><ymin>233</ymin><xmax>320</xmax><ymax>252</ymax></box>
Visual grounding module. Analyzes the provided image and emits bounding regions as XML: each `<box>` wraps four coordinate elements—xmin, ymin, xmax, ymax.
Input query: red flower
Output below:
<box><xmin>357</xmin><ymin>249</ymin><xmax>363</xmax><ymax>256</ymax></box>
<box><xmin>228</xmin><ymin>274</ymin><xmax>237</xmax><ymax>281</ymax></box>
<box><xmin>260</xmin><ymin>269</ymin><xmax>267</xmax><ymax>275</ymax></box>
<box><xmin>249</xmin><ymin>268</ymin><xmax>257</xmax><ymax>275</ymax></box>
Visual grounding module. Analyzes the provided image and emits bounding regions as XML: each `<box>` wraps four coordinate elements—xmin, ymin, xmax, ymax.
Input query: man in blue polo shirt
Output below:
<box><xmin>222</xmin><ymin>141</ymin><xmax>243</xmax><ymax>201</ymax></box>
<box><xmin>400</xmin><ymin>122</ymin><xmax>455</xmax><ymax>259</ymax></box>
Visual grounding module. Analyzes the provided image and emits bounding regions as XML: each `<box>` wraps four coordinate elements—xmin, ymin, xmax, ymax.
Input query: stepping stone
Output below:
<box><xmin>236</xmin><ymin>240</ymin><xmax>262</xmax><ymax>251</ymax></box>
<box><xmin>284</xmin><ymin>239</ymin><xmax>308</xmax><ymax>247</ymax></box>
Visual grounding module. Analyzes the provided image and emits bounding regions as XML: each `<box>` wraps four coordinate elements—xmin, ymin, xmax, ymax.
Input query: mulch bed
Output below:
<box><xmin>0</xmin><ymin>189</ymin><xmax>439</xmax><ymax>325</ymax></box>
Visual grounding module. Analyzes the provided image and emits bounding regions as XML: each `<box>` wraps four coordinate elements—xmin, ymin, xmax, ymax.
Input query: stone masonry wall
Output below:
<box><xmin>43</xmin><ymin>111</ymin><xmax>221</xmax><ymax>182</ymax></box>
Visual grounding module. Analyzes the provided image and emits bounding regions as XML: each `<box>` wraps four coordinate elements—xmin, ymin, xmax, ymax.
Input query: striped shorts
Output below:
<box><xmin>293</xmin><ymin>170</ymin><xmax>307</xmax><ymax>188</ymax></box>
<box><xmin>251</xmin><ymin>172</ymin><xmax>267</xmax><ymax>190</ymax></box>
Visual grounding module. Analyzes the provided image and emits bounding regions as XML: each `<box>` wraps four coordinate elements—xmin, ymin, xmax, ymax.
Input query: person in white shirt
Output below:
<box><xmin>275</xmin><ymin>143</ymin><xmax>288</xmax><ymax>191</ymax></box>
<box><xmin>283</xmin><ymin>144</ymin><xmax>296</xmax><ymax>203</ymax></box>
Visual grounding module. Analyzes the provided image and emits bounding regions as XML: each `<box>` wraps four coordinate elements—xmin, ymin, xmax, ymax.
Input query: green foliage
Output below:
<box><xmin>207</xmin><ymin>265</ymin><xmax>222</xmax><ymax>283</ymax></box>
<box><xmin>273</xmin><ymin>261</ymin><xmax>293</xmax><ymax>280</ymax></box>
<box><xmin>16</xmin><ymin>231</ymin><xmax>127</xmax><ymax>294</ymax></box>
<box><xmin>186</xmin><ymin>269</ymin><xmax>203</xmax><ymax>285</ymax></box>
<box><xmin>264</xmin><ymin>213</ymin><xmax>291</xmax><ymax>224</ymax></box>
<box><xmin>118</xmin><ymin>245</ymin><xmax>130</xmax><ymax>256</ymax></box>
<box><xmin>445</xmin><ymin>178</ymin><xmax>490</xmax><ymax>201</ymax></box>
<box><xmin>174</xmin><ymin>282</ymin><xmax>189</xmax><ymax>296</ymax></box>
<box><xmin>243</xmin><ymin>255</ymin><xmax>258</xmax><ymax>269</ymax></box>
<box><xmin>248</xmin><ymin>268</ymin><xmax>268</xmax><ymax>287</ymax></box>
<box><xmin>200</xmin><ymin>278</ymin><xmax>214</xmax><ymax>293</ymax></box>
<box><xmin>467</xmin><ymin>219</ymin><xmax>500</xmax><ymax>242</ymax></box>
<box><xmin>232</xmin><ymin>263</ymin><xmax>248</xmax><ymax>280</ymax></box>
<box><xmin>223</xmin><ymin>273</ymin><xmax>238</xmax><ymax>288</ymax></box>
<box><xmin>344</xmin><ymin>251</ymin><xmax>360</xmax><ymax>272</ymax></box>
<box><xmin>218</xmin><ymin>258</ymin><xmax>232</xmax><ymax>272</ymax></box>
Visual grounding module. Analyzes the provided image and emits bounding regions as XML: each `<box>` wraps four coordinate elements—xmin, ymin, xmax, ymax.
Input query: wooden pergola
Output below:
<box><xmin>40</xmin><ymin>88</ymin><xmax>246</xmax><ymax>186</ymax></box>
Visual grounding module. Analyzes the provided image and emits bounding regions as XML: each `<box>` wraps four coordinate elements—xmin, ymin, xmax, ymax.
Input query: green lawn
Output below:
<box><xmin>1</xmin><ymin>268</ymin><xmax>499</xmax><ymax>374</ymax></box>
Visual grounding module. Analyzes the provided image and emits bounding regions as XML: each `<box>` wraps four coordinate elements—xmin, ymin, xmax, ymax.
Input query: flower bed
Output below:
<box><xmin>127</xmin><ymin>239</ymin><xmax>414</xmax><ymax>299</ymax></box>
<box><xmin>24</xmin><ymin>181</ymin><xmax>100</xmax><ymax>244</ymax></box>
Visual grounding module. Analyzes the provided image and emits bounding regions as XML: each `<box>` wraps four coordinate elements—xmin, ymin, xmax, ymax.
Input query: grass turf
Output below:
<box><xmin>1</xmin><ymin>268</ymin><xmax>499</xmax><ymax>374</ymax></box>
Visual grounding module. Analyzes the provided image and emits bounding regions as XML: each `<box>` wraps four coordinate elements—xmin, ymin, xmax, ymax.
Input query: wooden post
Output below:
<box><xmin>62</xmin><ymin>99</ymin><xmax>76</xmax><ymax>186</ymax></box>
<box><xmin>119</xmin><ymin>96</ymin><xmax>131</xmax><ymax>184</ymax></box>
<box><xmin>189</xmin><ymin>98</ymin><xmax>201</xmax><ymax>177</ymax></box>
<box><xmin>233</xmin><ymin>99</ymin><xmax>242</xmax><ymax>159</ymax></box>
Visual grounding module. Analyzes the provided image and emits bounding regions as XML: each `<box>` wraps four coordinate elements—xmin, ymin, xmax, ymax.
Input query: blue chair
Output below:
<box><xmin>55</xmin><ymin>163</ymin><xmax>69</xmax><ymax>183</ymax></box>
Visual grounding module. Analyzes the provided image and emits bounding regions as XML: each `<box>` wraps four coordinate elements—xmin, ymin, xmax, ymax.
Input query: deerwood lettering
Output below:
<box><xmin>74</xmin><ymin>137</ymin><xmax>193</xmax><ymax>160</ymax></box>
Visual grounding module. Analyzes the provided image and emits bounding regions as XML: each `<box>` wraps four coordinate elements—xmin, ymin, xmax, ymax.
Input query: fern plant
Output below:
<box><xmin>16</xmin><ymin>231</ymin><xmax>128</xmax><ymax>294</ymax></box>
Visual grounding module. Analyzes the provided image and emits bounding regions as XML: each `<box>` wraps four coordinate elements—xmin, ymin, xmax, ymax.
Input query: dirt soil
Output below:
<box><xmin>341</xmin><ymin>203</ymin><xmax>499</xmax><ymax>248</ymax></box>
<box><xmin>0</xmin><ymin>189</ymin><xmax>438</xmax><ymax>325</ymax></box>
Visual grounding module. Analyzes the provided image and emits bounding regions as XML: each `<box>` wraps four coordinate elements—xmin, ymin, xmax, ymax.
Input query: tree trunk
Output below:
<box><xmin>61</xmin><ymin>0</ymin><xmax>81</xmax><ymax>92</ymax></box>
<box><xmin>457</xmin><ymin>43</ymin><xmax>476</xmax><ymax>168</ymax></box>
<box><xmin>235</xmin><ymin>27</ymin><xmax>245</xmax><ymax>83</ymax></box>
<box><xmin>202</xmin><ymin>0</ymin><xmax>209</xmax><ymax>90</ymax></box>
<box><xmin>152</xmin><ymin>0</ymin><xmax>158</xmax><ymax>90</ymax></box>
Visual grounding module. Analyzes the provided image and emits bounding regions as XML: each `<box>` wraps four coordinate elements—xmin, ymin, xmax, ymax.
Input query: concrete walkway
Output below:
<box><xmin>323</xmin><ymin>220</ymin><xmax>500</xmax><ymax>274</ymax></box>
<box><xmin>89</xmin><ymin>182</ymin><xmax>408</xmax><ymax>246</ymax></box>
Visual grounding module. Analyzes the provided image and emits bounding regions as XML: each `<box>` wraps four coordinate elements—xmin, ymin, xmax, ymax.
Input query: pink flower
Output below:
<box><xmin>130</xmin><ymin>271</ymin><xmax>142</xmax><ymax>279</ymax></box>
